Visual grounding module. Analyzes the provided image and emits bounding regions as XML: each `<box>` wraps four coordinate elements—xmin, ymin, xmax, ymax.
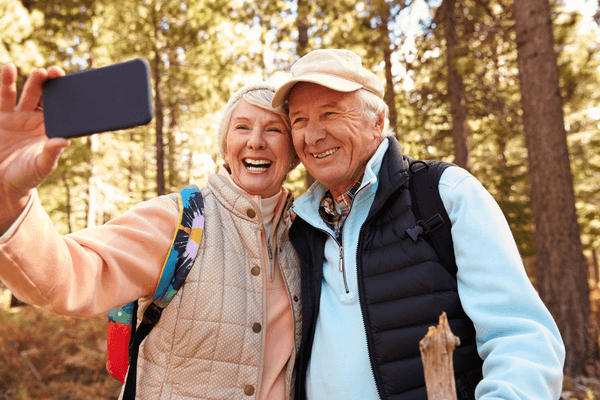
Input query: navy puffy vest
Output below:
<box><xmin>290</xmin><ymin>138</ymin><xmax>483</xmax><ymax>400</ymax></box>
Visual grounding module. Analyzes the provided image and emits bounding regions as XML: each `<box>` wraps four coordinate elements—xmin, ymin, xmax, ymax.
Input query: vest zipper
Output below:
<box><xmin>338</xmin><ymin>244</ymin><xmax>349</xmax><ymax>294</ymax></box>
<box><xmin>356</xmin><ymin>223</ymin><xmax>383</xmax><ymax>400</ymax></box>
<box><xmin>354</xmin><ymin>176</ymin><xmax>409</xmax><ymax>400</ymax></box>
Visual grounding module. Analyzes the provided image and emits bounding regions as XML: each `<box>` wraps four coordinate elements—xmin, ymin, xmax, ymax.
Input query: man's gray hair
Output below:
<box><xmin>357</xmin><ymin>89</ymin><xmax>395</xmax><ymax>139</ymax></box>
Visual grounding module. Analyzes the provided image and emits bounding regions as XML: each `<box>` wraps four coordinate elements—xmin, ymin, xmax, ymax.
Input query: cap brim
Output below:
<box><xmin>272</xmin><ymin>73</ymin><xmax>363</xmax><ymax>107</ymax></box>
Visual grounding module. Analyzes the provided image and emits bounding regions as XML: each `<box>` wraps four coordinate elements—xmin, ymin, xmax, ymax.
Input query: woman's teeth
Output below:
<box><xmin>244</xmin><ymin>159</ymin><xmax>271</xmax><ymax>171</ymax></box>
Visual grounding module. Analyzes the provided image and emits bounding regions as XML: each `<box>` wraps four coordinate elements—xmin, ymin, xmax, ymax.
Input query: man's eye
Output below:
<box><xmin>325</xmin><ymin>112</ymin><xmax>336</xmax><ymax>117</ymax></box>
<box><xmin>292</xmin><ymin>117</ymin><xmax>305</xmax><ymax>125</ymax></box>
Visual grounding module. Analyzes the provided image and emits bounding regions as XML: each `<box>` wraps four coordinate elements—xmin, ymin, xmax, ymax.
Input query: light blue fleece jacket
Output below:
<box><xmin>292</xmin><ymin>138</ymin><xmax>565</xmax><ymax>400</ymax></box>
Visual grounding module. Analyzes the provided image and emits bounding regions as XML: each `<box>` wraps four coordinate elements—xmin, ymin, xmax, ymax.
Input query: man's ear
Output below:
<box><xmin>373</xmin><ymin>110</ymin><xmax>386</xmax><ymax>135</ymax></box>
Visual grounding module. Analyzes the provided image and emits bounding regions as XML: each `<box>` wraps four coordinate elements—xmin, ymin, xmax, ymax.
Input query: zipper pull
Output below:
<box><xmin>339</xmin><ymin>246</ymin><xmax>344</xmax><ymax>272</ymax></box>
<box><xmin>268</xmin><ymin>245</ymin><xmax>274</xmax><ymax>279</ymax></box>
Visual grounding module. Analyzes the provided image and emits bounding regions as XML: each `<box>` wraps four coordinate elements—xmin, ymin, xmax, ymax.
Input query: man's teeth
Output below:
<box><xmin>244</xmin><ymin>159</ymin><xmax>271</xmax><ymax>171</ymax></box>
<box><xmin>313</xmin><ymin>148</ymin><xmax>339</xmax><ymax>159</ymax></box>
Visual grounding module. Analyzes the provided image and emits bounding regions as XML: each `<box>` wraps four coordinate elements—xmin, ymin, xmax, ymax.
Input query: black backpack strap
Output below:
<box><xmin>407</xmin><ymin>160</ymin><xmax>458</xmax><ymax>278</ymax></box>
<box><xmin>123</xmin><ymin>303</ymin><xmax>163</xmax><ymax>398</ymax></box>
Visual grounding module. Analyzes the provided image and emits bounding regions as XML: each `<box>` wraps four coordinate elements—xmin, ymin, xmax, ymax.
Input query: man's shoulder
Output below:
<box><xmin>438</xmin><ymin>165</ymin><xmax>473</xmax><ymax>189</ymax></box>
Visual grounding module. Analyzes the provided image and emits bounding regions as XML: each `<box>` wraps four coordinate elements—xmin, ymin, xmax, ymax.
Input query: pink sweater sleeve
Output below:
<box><xmin>0</xmin><ymin>190</ymin><xmax>179</xmax><ymax>317</ymax></box>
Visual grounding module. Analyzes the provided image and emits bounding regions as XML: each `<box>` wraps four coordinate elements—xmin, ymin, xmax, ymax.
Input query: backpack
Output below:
<box><xmin>106</xmin><ymin>184</ymin><xmax>205</xmax><ymax>397</ymax></box>
<box><xmin>406</xmin><ymin>160</ymin><xmax>458</xmax><ymax>278</ymax></box>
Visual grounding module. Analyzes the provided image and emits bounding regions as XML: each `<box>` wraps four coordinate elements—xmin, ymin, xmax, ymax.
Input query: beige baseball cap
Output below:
<box><xmin>272</xmin><ymin>49</ymin><xmax>384</xmax><ymax>107</ymax></box>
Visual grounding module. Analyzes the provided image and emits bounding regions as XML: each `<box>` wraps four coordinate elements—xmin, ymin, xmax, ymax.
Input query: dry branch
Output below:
<box><xmin>419</xmin><ymin>312</ymin><xmax>460</xmax><ymax>400</ymax></box>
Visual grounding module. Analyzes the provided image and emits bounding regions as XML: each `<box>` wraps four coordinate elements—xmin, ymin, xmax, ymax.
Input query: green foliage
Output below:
<box><xmin>554</xmin><ymin>9</ymin><xmax>600</xmax><ymax>253</ymax></box>
<box><xmin>3</xmin><ymin>0</ymin><xmax>599</xmax><ymax>263</ymax></box>
<box><xmin>0</xmin><ymin>0</ymin><xmax>45</xmax><ymax>69</ymax></box>
<box><xmin>397</xmin><ymin>0</ymin><xmax>536</xmax><ymax>256</ymax></box>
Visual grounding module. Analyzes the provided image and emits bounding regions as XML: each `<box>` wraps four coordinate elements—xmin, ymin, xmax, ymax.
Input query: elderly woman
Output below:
<box><xmin>0</xmin><ymin>63</ymin><xmax>301</xmax><ymax>400</ymax></box>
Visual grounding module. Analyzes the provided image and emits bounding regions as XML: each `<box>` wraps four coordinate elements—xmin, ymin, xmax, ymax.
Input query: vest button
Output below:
<box><xmin>244</xmin><ymin>385</ymin><xmax>255</xmax><ymax>396</ymax></box>
<box><xmin>293</xmin><ymin>296</ymin><xmax>299</xmax><ymax>302</ymax></box>
<box><xmin>252</xmin><ymin>323</ymin><xmax>261</xmax><ymax>333</ymax></box>
<box><xmin>251</xmin><ymin>266</ymin><xmax>260</xmax><ymax>276</ymax></box>
<box><xmin>247</xmin><ymin>209</ymin><xmax>256</xmax><ymax>218</ymax></box>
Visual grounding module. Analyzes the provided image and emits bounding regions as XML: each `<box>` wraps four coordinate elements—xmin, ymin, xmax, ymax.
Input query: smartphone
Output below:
<box><xmin>42</xmin><ymin>58</ymin><xmax>154</xmax><ymax>138</ymax></box>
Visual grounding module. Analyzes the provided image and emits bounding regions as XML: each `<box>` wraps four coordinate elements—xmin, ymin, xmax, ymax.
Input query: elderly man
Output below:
<box><xmin>272</xmin><ymin>49</ymin><xmax>565</xmax><ymax>400</ymax></box>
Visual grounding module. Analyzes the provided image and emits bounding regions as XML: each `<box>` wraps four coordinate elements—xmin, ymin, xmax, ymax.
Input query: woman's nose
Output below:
<box><xmin>247</xmin><ymin>126</ymin><xmax>267</xmax><ymax>149</ymax></box>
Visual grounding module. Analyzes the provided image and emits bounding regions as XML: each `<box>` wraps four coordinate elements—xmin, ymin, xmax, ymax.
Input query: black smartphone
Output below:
<box><xmin>42</xmin><ymin>58</ymin><xmax>154</xmax><ymax>138</ymax></box>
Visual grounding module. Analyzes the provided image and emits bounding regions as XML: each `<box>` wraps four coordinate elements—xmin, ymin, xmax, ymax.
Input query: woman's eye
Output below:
<box><xmin>235</xmin><ymin>125</ymin><xmax>250</xmax><ymax>130</ymax></box>
<box><xmin>266</xmin><ymin>128</ymin><xmax>283</xmax><ymax>133</ymax></box>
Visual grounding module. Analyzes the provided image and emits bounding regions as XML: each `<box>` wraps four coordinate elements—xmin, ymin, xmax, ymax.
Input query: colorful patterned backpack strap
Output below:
<box><xmin>106</xmin><ymin>184</ymin><xmax>204</xmax><ymax>386</ymax></box>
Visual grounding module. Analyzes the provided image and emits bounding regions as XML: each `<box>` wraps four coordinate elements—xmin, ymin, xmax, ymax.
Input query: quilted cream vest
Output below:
<box><xmin>121</xmin><ymin>173</ymin><xmax>302</xmax><ymax>399</ymax></box>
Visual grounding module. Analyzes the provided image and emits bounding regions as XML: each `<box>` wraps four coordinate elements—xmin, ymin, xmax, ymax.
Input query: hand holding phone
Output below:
<box><xmin>42</xmin><ymin>58</ymin><xmax>154</xmax><ymax>138</ymax></box>
<box><xmin>0</xmin><ymin>63</ymin><xmax>69</xmax><ymax>234</ymax></box>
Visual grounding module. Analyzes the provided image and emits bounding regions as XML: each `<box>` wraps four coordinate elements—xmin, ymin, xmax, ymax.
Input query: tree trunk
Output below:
<box><xmin>86</xmin><ymin>135</ymin><xmax>99</xmax><ymax>228</ymax></box>
<box><xmin>128</xmin><ymin>131</ymin><xmax>135</xmax><ymax>195</ymax></box>
<box><xmin>167</xmin><ymin>104</ymin><xmax>178</xmax><ymax>192</ymax></box>
<box><xmin>296</xmin><ymin>0</ymin><xmax>314</xmax><ymax>190</ymax></box>
<box><xmin>379</xmin><ymin>3</ymin><xmax>397</xmax><ymax>133</ymax></box>
<box><xmin>591</xmin><ymin>248</ymin><xmax>599</xmax><ymax>283</ymax></box>
<box><xmin>443</xmin><ymin>0</ymin><xmax>471</xmax><ymax>172</ymax></box>
<box><xmin>153</xmin><ymin>1</ymin><xmax>165</xmax><ymax>196</ymax></box>
<box><xmin>296</xmin><ymin>0</ymin><xmax>309</xmax><ymax>57</ymax></box>
<box><xmin>63</xmin><ymin>176</ymin><xmax>73</xmax><ymax>234</ymax></box>
<box><xmin>514</xmin><ymin>0</ymin><xmax>599</xmax><ymax>377</ymax></box>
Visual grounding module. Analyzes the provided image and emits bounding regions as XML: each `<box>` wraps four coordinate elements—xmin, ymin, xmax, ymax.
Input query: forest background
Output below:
<box><xmin>0</xmin><ymin>0</ymin><xmax>599</xmax><ymax>398</ymax></box>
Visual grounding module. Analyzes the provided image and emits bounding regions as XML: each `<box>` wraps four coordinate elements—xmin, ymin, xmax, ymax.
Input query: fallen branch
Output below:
<box><xmin>21</xmin><ymin>351</ymin><xmax>50</xmax><ymax>394</ymax></box>
<box><xmin>419</xmin><ymin>312</ymin><xmax>460</xmax><ymax>400</ymax></box>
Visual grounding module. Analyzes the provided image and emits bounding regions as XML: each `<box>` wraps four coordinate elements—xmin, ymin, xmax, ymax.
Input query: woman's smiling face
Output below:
<box><xmin>225</xmin><ymin>99</ymin><xmax>294</xmax><ymax>198</ymax></box>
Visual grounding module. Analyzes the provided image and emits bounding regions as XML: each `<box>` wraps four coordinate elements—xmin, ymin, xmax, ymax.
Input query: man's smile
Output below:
<box><xmin>312</xmin><ymin>147</ymin><xmax>340</xmax><ymax>159</ymax></box>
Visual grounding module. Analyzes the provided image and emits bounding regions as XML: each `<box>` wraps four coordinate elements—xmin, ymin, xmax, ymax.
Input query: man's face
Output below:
<box><xmin>288</xmin><ymin>83</ymin><xmax>383</xmax><ymax>197</ymax></box>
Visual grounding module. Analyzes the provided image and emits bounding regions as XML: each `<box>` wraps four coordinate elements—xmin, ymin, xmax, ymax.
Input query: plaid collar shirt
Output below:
<box><xmin>318</xmin><ymin>178</ymin><xmax>363</xmax><ymax>242</ymax></box>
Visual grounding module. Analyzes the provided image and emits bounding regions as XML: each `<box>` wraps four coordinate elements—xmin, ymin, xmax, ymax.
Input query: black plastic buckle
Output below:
<box><xmin>406</xmin><ymin>214</ymin><xmax>445</xmax><ymax>242</ymax></box>
<box><xmin>406</xmin><ymin>223</ymin><xmax>424</xmax><ymax>241</ymax></box>
<box><xmin>142</xmin><ymin>302</ymin><xmax>163</xmax><ymax>326</ymax></box>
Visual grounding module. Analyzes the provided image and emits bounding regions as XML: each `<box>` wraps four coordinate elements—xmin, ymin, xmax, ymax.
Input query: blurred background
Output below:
<box><xmin>0</xmin><ymin>0</ymin><xmax>599</xmax><ymax>398</ymax></box>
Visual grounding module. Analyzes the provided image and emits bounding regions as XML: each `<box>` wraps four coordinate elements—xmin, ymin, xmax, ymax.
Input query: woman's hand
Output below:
<box><xmin>0</xmin><ymin>63</ymin><xmax>69</xmax><ymax>234</ymax></box>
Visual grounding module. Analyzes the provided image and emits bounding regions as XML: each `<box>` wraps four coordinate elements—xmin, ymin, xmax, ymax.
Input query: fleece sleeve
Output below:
<box><xmin>0</xmin><ymin>189</ymin><xmax>179</xmax><ymax>317</ymax></box>
<box><xmin>439</xmin><ymin>166</ymin><xmax>565</xmax><ymax>400</ymax></box>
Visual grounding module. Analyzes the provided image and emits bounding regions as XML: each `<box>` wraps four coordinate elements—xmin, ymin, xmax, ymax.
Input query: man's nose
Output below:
<box><xmin>247</xmin><ymin>127</ymin><xmax>267</xmax><ymax>149</ymax></box>
<box><xmin>305</xmin><ymin>120</ymin><xmax>326</xmax><ymax>146</ymax></box>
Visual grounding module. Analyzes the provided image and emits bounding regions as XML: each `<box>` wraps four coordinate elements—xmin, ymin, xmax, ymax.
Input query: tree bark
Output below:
<box><xmin>514</xmin><ymin>0</ymin><xmax>599</xmax><ymax>377</ymax></box>
<box><xmin>153</xmin><ymin>1</ymin><xmax>165</xmax><ymax>196</ymax></box>
<box><xmin>419</xmin><ymin>312</ymin><xmax>459</xmax><ymax>400</ymax></box>
<box><xmin>86</xmin><ymin>135</ymin><xmax>99</xmax><ymax>228</ymax></box>
<box><xmin>379</xmin><ymin>2</ymin><xmax>397</xmax><ymax>133</ymax></box>
<box><xmin>443</xmin><ymin>0</ymin><xmax>471</xmax><ymax>172</ymax></box>
<box><xmin>296</xmin><ymin>0</ymin><xmax>315</xmax><ymax>190</ymax></box>
<box><xmin>591</xmin><ymin>248</ymin><xmax>599</xmax><ymax>283</ymax></box>
<box><xmin>296</xmin><ymin>0</ymin><xmax>309</xmax><ymax>58</ymax></box>
<box><xmin>167</xmin><ymin>103</ymin><xmax>178</xmax><ymax>191</ymax></box>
